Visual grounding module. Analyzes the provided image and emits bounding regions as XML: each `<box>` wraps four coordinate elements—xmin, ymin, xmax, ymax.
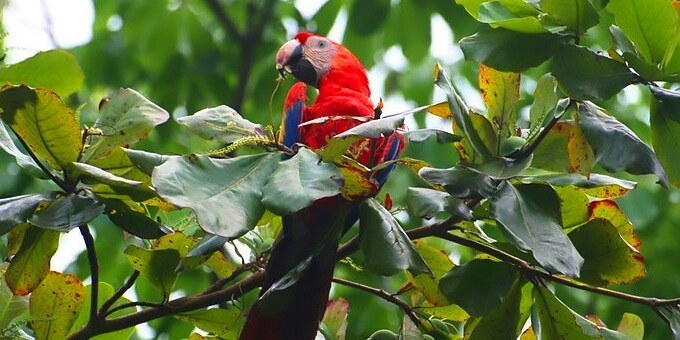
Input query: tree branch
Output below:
<box><xmin>97</xmin><ymin>270</ymin><xmax>139</xmax><ymax>319</ymax></box>
<box><xmin>78</xmin><ymin>225</ymin><xmax>99</xmax><ymax>325</ymax></box>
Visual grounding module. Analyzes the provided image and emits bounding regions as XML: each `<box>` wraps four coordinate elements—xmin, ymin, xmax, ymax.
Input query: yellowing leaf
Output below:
<box><xmin>427</xmin><ymin>102</ymin><xmax>453</xmax><ymax>118</ymax></box>
<box><xmin>30</xmin><ymin>272</ymin><xmax>85</xmax><ymax>340</ymax></box>
<box><xmin>479</xmin><ymin>63</ymin><xmax>520</xmax><ymax>141</ymax></box>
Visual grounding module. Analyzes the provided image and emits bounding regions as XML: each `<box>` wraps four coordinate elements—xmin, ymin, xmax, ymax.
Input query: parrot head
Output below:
<box><xmin>276</xmin><ymin>32</ymin><xmax>367</xmax><ymax>90</ymax></box>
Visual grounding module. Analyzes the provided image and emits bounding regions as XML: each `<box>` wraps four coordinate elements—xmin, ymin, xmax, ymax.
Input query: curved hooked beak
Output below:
<box><xmin>276</xmin><ymin>40</ymin><xmax>303</xmax><ymax>79</ymax></box>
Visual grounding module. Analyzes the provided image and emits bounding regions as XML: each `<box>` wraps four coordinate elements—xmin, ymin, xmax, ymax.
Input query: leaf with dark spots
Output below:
<box><xmin>359</xmin><ymin>198</ymin><xmax>431</xmax><ymax>276</ymax></box>
<box><xmin>490</xmin><ymin>181</ymin><xmax>583</xmax><ymax>276</ymax></box>
<box><xmin>6</xmin><ymin>226</ymin><xmax>60</xmax><ymax>296</ymax></box>
<box><xmin>578</xmin><ymin>102</ymin><xmax>669</xmax><ymax>187</ymax></box>
<box><xmin>588</xmin><ymin>200</ymin><xmax>640</xmax><ymax>250</ymax></box>
<box><xmin>30</xmin><ymin>272</ymin><xmax>85</xmax><ymax>340</ymax></box>
<box><xmin>527</xmin><ymin>173</ymin><xmax>635</xmax><ymax>198</ymax></box>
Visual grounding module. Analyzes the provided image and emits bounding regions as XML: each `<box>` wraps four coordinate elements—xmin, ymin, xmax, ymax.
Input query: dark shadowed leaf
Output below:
<box><xmin>578</xmin><ymin>102</ymin><xmax>669</xmax><ymax>187</ymax></box>
<box><xmin>124</xmin><ymin>245</ymin><xmax>180</xmax><ymax>297</ymax></box>
<box><xmin>346</xmin><ymin>0</ymin><xmax>390</xmax><ymax>35</ymax></box>
<box><xmin>0</xmin><ymin>85</ymin><xmax>82</xmax><ymax>170</ymax></box>
<box><xmin>175</xmin><ymin>308</ymin><xmax>245</xmax><ymax>337</ymax></box>
<box><xmin>459</xmin><ymin>28</ymin><xmax>566</xmax><ymax>72</ymax></box>
<box><xmin>419</xmin><ymin>166</ymin><xmax>498</xmax><ymax>199</ymax></box>
<box><xmin>0</xmin><ymin>50</ymin><xmax>84</xmax><ymax>98</ymax></box>
<box><xmin>29</xmin><ymin>272</ymin><xmax>85</xmax><ymax>340</ymax></box>
<box><xmin>439</xmin><ymin>258</ymin><xmax>517</xmax><ymax>316</ymax></box>
<box><xmin>359</xmin><ymin>198</ymin><xmax>430</xmax><ymax>276</ymax></box>
<box><xmin>262</xmin><ymin>148</ymin><xmax>343</xmax><ymax>216</ymax></box>
<box><xmin>490</xmin><ymin>182</ymin><xmax>583</xmax><ymax>276</ymax></box>
<box><xmin>29</xmin><ymin>191</ymin><xmax>104</xmax><ymax>232</ymax></box>
<box><xmin>407</xmin><ymin>187</ymin><xmax>473</xmax><ymax>220</ymax></box>
<box><xmin>569</xmin><ymin>218</ymin><xmax>646</xmax><ymax>285</ymax></box>
<box><xmin>153</xmin><ymin>153</ymin><xmax>279</xmax><ymax>238</ymax></box>
<box><xmin>465</xmin><ymin>154</ymin><xmax>533</xmax><ymax>179</ymax></box>
<box><xmin>406</xmin><ymin>240</ymin><xmax>464</xmax><ymax>311</ymax></box>
<box><xmin>552</xmin><ymin>45</ymin><xmax>637</xmax><ymax>101</ymax></box>
<box><xmin>103</xmin><ymin>199</ymin><xmax>170</xmax><ymax>239</ymax></box>
<box><xmin>6</xmin><ymin>226</ymin><xmax>60</xmax><ymax>296</ymax></box>
<box><xmin>466</xmin><ymin>278</ymin><xmax>532</xmax><ymax>340</ymax></box>
<box><xmin>649</xmin><ymin>87</ymin><xmax>680</xmax><ymax>189</ymax></box>
<box><xmin>176</xmin><ymin>105</ymin><xmax>264</xmax><ymax>145</ymax></box>
<box><xmin>311</xmin><ymin>0</ymin><xmax>343</xmax><ymax>35</ymax></box>
<box><xmin>0</xmin><ymin>192</ymin><xmax>57</xmax><ymax>235</ymax></box>
<box><xmin>539</xmin><ymin>0</ymin><xmax>599</xmax><ymax>34</ymax></box>
<box><xmin>83</xmin><ymin>88</ymin><xmax>169</xmax><ymax>162</ymax></box>
<box><xmin>402</xmin><ymin>129</ymin><xmax>461</xmax><ymax>144</ymax></box>
<box><xmin>70</xmin><ymin>282</ymin><xmax>136</xmax><ymax>340</ymax></box>
<box><xmin>0</xmin><ymin>120</ymin><xmax>43</xmax><ymax>177</ymax></box>
<box><xmin>185</xmin><ymin>233</ymin><xmax>231</xmax><ymax>258</ymax></box>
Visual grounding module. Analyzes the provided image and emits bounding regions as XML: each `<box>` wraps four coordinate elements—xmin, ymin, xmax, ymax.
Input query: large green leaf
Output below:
<box><xmin>528</xmin><ymin>74</ymin><xmax>558</xmax><ymax>138</ymax></box>
<box><xmin>176</xmin><ymin>105</ymin><xmax>265</xmax><ymax>145</ymax></box>
<box><xmin>479</xmin><ymin>63</ymin><xmax>520</xmax><ymax>141</ymax></box>
<box><xmin>459</xmin><ymin>28</ymin><xmax>566</xmax><ymax>72</ymax></box>
<box><xmin>103</xmin><ymin>199</ymin><xmax>170</xmax><ymax>239</ymax></box>
<box><xmin>153</xmin><ymin>153</ymin><xmax>280</xmax><ymax>238</ymax></box>
<box><xmin>0</xmin><ymin>85</ymin><xmax>82</xmax><ymax>170</ymax></box>
<box><xmin>123</xmin><ymin>148</ymin><xmax>172</xmax><ymax>176</ymax></box>
<box><xmin>346</xmin><ymin>0</ymin><xmax>390</xmax><ymax>35</ymax></box>
<box><xmin>83</xmin><ymin>88</ymin><xmax>169</xmax><ymax>162</ymax></box>
<box><xmin>419</xmin><ymin>166</ymin><xmax>497</xmax><ymax>199</ymax></box>
<box><xmin>5</xmin><ymin>226</ymin><xmax>60</xmax><ymax>296</ymax></box>
<box><xmin>175</xmin><ymin>308</ymin><xmax>245</xmax><ymax>337</ymax></box>
<box><xmin>124</xmin><ymin>245</ymin><xmax>180</xmax><ymax>297</ymax></box>
<box><xmin>261</xmin><ymin>148</ymin><xmax>343</xmax><ymax>216</ymax></box>
<box><xmin>0</xmin><ymin>50</ymin><xmax>84</xmax><ymax>98</ymax></box>
<box><xmin>465</xmin><ymin>154</ymin><xmax>533</xmax><ymax>179</ymax></box>
<box><xmin>406</xmin><ymin>187</ymin><xmax>473</xmax><ymax>220</ymax></box>
<box><xmin>359</xmin><ymin>198</ymin><xmax>430</xmax><ymax>276</ymax></box>
<box><xmin>29</xmin><ymin>192</ymin><xmax>104</xmax><ymax>232</ymax></box>
<box><xmin>0</xmin><ymin>120</ymin><xmax>43</xmax><ymax>177</ymax></box>
<box><xmin>531</xmin><ymin>121</ymin><xmax>573</xmax><ymax>172</ymax></box>
<box><xmin>578</xmin><ymin>102</ymin><xmax>669</xmax><ymax>187</ymax></box>
<box><xmin>0</xmin><ymin>192</ymin><xmax>57</xmax><ymax>235</ymax></box>
<box><xmin>649</xmin><ymin>87</ymin><xmax>680</xmax><ymax>189</ymax></box>
<box><xmin>569</xmin><ymin>218</ymin><xmax>646</xmax><ymax>285</ymax></box>
<box><xmin>466</xmin><ymin>278</ymin><xmax>532</xmax><ymax>339</ymax></box>
<box><xmin>534</xmin><ymin>286</ymin><xmax>632</xmax><ymax>339</ymax></box>
<box><xmin>70</xmin><ymin>282</ymin><xmax>136</xmax><ymax>340</ymax></box>
<box><xmin>490</xmin><ymin>182</ymin><xmax>584</xmax><ymax>276</ymax></box>
<box><xmin>477</xmin><ymin>1</ymin><xmax>546</xmax><ymax>33</ymax></box>
<box><xmin>0</xmin><ymin>263</ymin><xmax>28</xmax><ymax>329</ymax></box>
<box><xmin>539</xmin><ymin>0</ymin><xmax>599</xmax><ymax>34</ymax></box>
<box><xmin>439</xmin><ymin>258</ymin><xmax>517</xmax><ymax>316</ymax></box>
<box><xmin>528</xmin><ymin>173</ymin><xmax>636</xmax><ymax>198</ymax></box>
<box><xmin>606</xmin><ymin>0</ymin><xmax>678</xmax><ymax>64</ymax></box>
<box><xmin>552</xmin><ymin>45</ymin><xmax>637</xmax><ymax>101</ymax></box>
<box><xmin>402</xmin><ymin>129</ymin><xmax>461</xmax><ymax>144</ymax></box>
<box><xmin>30</xmin><ymin>272</ymin><xmax>85</xmax><ymax>340</ymax></box>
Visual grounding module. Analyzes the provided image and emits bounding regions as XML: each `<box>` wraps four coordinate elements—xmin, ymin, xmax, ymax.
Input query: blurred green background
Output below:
<box><xmin>1</xmin><ymin>0</ymin><xmax>678</xmax><ymax>338</ymax></box>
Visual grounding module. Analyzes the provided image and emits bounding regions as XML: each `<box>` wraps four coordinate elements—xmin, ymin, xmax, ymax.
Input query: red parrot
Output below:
<box><xmin>240</xmin><ymin>32</ymin><xmax>403</xmax><ymax>340</ymax></box>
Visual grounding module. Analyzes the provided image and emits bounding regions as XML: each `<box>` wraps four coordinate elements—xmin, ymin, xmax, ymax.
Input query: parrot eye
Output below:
<box><xmin>317</xmin><ymin>40</ymin><xmax>326</xmax><ymax>48</ymax></box>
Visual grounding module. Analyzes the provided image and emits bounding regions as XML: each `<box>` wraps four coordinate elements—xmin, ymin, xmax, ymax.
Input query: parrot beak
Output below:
<box><xmin>276</xmin><ymin>39</ymin><xmax>318</xmax><ymax>86</ymax></box>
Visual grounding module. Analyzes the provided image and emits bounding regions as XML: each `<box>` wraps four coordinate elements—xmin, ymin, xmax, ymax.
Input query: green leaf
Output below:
<box><xmin>0</xmin><ymin>263</ymin><xmax>28</xmax><ymax>329</ymax></box>
<box><xmin>262</xmin><ymin>148</ymin><xmax>343</xmax><ymax>216</ymax></box>
<box><xmin>534</xmin><ymin>285</ymin><xmax>632</xmax><ymax>339</ymax></box>
<box><xmin>175</xmin><ymin>308</ymin><xmax>245</xmax><ymax>337</ymax></box>
<box><xmin>553</xmin><ymin>186</ymin><xmax>590</xmax><ymax>229</ymax></box>
<box><xmin>453</xmin><ymin>112</ymin><xmax>499</xmax><ymax>164</ymax></box>
<box><xmin>606</xmin><ymin>0</ymin><xmax>678</xmax><ymax>64</ymax></box>
<box><xmin>479</xmin><ymin>63</ymin><xmax>520</xmax><ymax>141</ymax></box>
<box><xmin>70</xmin><ymin>282</ymin><xmax>136</xmax><ymax>340</ymax></box>
<box><xmin>359</xmin><ymin>198</ymin><xmax>431</xmax><ymax>276</ymax></box>
<box><xmin>439</xmin><ymin>258</ymin><xmax>517</xmax><ymax>316</ymax></box>
<box><xmin>83</xmin><ymin>88</ymin><xmax>169</xmax><ymax>162</ymax></box>
<box><xmin>153</xmin><ymin>153</ymin><xmax>279</xmax><ymax>238</ymax></box>
<box><xmin>531</xmin><ymin>121</ymin><xmax>573</xmax><ymax>172</ymax></box>
<box><xmin>103</xmin><ymin>199</ymin><xmax>170</xmax><ymax>239</ymax></box>
<box><xmin>29</xmin><ymin>272</ymin><xmax>85</xmax><ymax>340</ymax></box>
<box><xmin>398</xmin><ymin>0</ymin><xmax>431</xmax><ymax>63</ymax></box>
<box><xmin>87</xmin><ymin>147</ymin><xmax>151</xmax><ymax>183</ymax></box>
<box><xmin>650</xmin><ymin>87</ymin><xmax>680</xmax><ymax>189</ymax></box>
<box><xmin>346</xmin><ymin>0</ymin><xmax>390</xmax><ymax>35</ymax></box>
<box><xmin>419</xmin><ymin>166</ymin><xmax>498</xmax><ymax>199</ymax></box>
<box><xmin>407</xmin><ymin>187</ymin><xmax>473</xmax><ymax>220</ymax></box>
<box><xmin>529</xmin><ymin>75</ymin><xmax>558</xmax><ymax>138</ymax></box>
<box><xmin>528</xmin><ymin>173</ymin><xmax>636</xmax><ymax>198</ymax></box>
<box><xmin>578</xmin><ymin>102</ymin><xmax>669</xmax><ymax>187</ymax></box>
<box><xmin>0</xmin><ymin>85</ymin><xmax>82</xmax><ymax>170</ymax></box>
<box><xmin>623</xmin><ymin>52</ymin><xmax>680</xmax><ymax>82</ymax></box>
<box><xmin>490</xmin><ymin>182</ymin><xmax>584</xmax><ymax>276</ymax></box>
<box><xmin>320</xmin><ymin>298</ymin><xmax>350</xmax><ymax>340</ymax></box>
<box><xmin>539</xmin><ymin>0</ymin><xmax>599</xmax><ymax>34</ymax></box>
<box><xmin>465</xmin><ymin>154</ymin><xmax>533</xmax><ymax>179</ymax></box>
<box><xmin>176</xmin><ymin>105</ymin><xmax>265</xmax><ymax>145</ymax></box>
<box><xmin>478</xmin><ymin>1</ymin><xmax>547</xmax><ymax>33</ymax></box>
<box><xmin>616</xmin><ymin>313</ymin><xmax>644</xmax><ymax>340</ymax></box>
<box><xmin>0</xmin><ymin>192</ymin><xmax>57</xmax><ymax>235</ymax></box>
<box><xmin>569</xmin><ymin>218</ymin><xmax>646</xmax><ymax>285</ymax></box>
<box><xmin>311</xmin><ymin>0</ymin><xmax>343</xmax><ymax>35</ymax></box>
<box><xmin>402</xmin><ymin>129</ymin><xmax>462</xmax><ymax>144</ymax></box>
<box><xmin>0</xmin><ymin>50</ymin><xmax>84</xmax><ymax>98</ymax></box>
<box><xmin>459</xmin><ymin>28</ymin><xmax>566</xmax><ymax>72</ymax></box>
<box><xmin>435</xmin><ymin>63</ymin><xmax>493</xmax><ymax>160</ymax></box>
<box><xmin>467</xmin><ymin>278</ymin><xmax>532</xmax><ymax>340</ymax></box>
<box><xmin>70</xmin><ymin>162</ymin><xmax>144</xmax><ymax>188</ymax></box>
<box><xmin>29</xmin><ymin>192</ymin><xmax>104</xmax><ymax>232</ymax></box>
<box><xmin>0</xmin><ymin>120</ymin><xmax>43</xmax><ymax>177</ymax></box>
<box><xmin>321</xmin><ymin>115</ymin><xmax>404</xmax><ymax>162</ymax></box>
<box><xmin>123</xmin><ymin>148</ymin><xmax>172</xmax><ymax>176</ymax></box>
<box><xmin>406</xmin><ymin>240</ymin><xmax>459</xmax><ymax>307</ymax></box>
<box><xmin>552</xmin><ymin>45</ymin><xmax>638</xmax><ymax>101</ymax></box>
<box><xmin>124</xmin><ymin>245</ymin><xmax>180</xmax><ymax>296</ymax></box>
<box><xmin>6</xmin><ymin>226</ymin><xmax>60</xmax><ymax>296</ymax></box>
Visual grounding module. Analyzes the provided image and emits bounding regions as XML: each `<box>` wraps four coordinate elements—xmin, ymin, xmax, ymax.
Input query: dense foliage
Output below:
<box><xmin>1</xmin><ymin>0</ymin><xmax>680</xmax><ymax>339</ymax></box>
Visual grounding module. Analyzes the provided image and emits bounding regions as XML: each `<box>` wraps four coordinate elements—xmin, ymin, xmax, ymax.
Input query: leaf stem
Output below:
<box><xmin>97</xmin><ymin>270</ymin><xmax>139</xmax><ymax>319</ymax></box>
<box><xmin>78</xmin><ymin>224</ymin><xmax>99</xmax><ymax>325</ymax></box>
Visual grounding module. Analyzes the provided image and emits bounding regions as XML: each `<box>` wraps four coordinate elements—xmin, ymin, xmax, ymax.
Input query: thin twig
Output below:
<box><xmin>333</xmin><ymin>277</ymin><xmax>422</xmax><ymax>326</ymax></box>
<box><xmin>97</xmin><ymin>271</ymin><xmax>140</xmax><ymax>319</ymax></box>
<box><xmin>204</xmin><ymin>261</ymin><xmax>261</xmax><ymax>294</ymax></box>
<box><xmin>105</xmin><ymin>301</ymin><xmax>173</xmax><ymax>318</ymax></box>
<box><xmin>79</xmin><ymin>225</ymin><xmax>99</xmax><ymax>325</ymax></box>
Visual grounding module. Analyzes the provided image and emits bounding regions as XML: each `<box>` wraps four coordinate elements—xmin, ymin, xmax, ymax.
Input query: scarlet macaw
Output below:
<box><xmin>240</xmin><ymin>32</ymin><xmax>403</xmax><ymax>340</ymax></box>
